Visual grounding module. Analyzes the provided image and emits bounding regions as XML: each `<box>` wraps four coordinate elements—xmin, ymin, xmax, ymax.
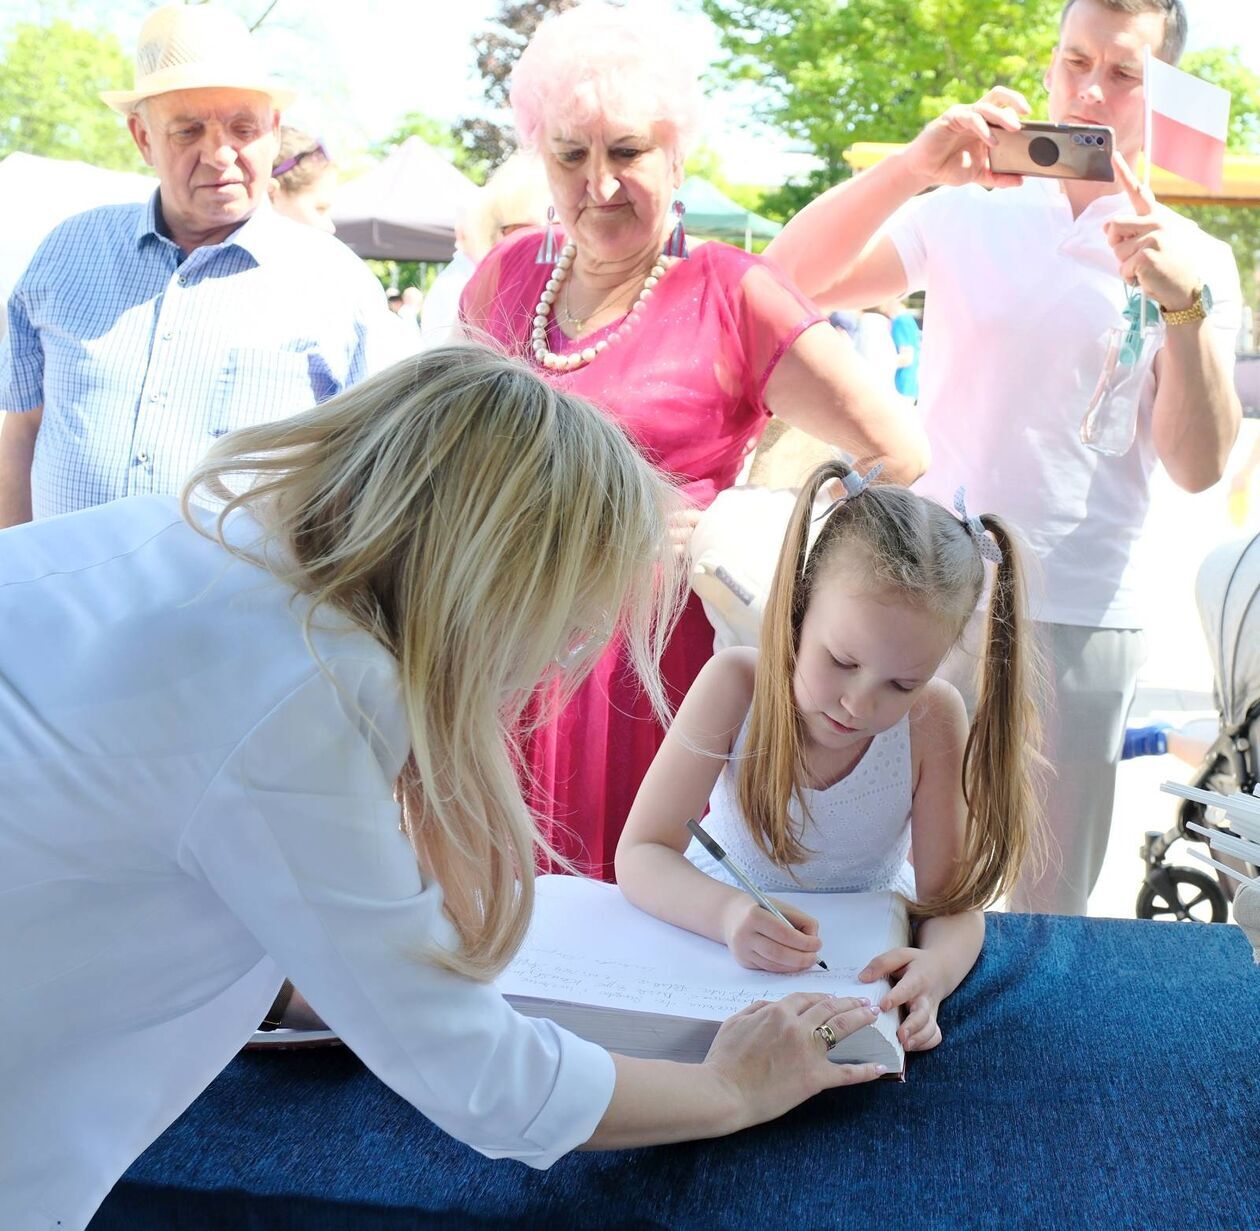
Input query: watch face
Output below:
<box><xmin>1202</xmin><ymin>284</ymin><xmax>1214</xmax><ymax>313</ymax></box>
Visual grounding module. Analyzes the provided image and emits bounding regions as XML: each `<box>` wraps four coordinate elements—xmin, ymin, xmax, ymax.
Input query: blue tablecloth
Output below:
<box><xmin>92</xmin><ymin>914</ymin><xmax>1260</xmax><ymax>1230</ymax></box>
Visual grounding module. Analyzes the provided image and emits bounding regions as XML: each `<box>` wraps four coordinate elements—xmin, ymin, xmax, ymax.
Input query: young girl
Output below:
<box><xmin>616</xmin><ymin>459</ymin><xmax>1043</xmax><ymax>1053</ymax></box>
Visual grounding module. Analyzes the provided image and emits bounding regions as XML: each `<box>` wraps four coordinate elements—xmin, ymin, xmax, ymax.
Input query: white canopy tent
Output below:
<box><xmin>330</xmin><ymin>137</ymin><xmax>479</xmax><ymax>263</ymax></box>
<box><xmin>0</xmin><ymin>152</ymin><xmax>155</xmax><ymax>336</ymax></box>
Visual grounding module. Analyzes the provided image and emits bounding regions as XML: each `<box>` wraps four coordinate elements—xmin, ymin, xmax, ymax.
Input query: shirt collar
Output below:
<box><xmin>134</xmin><ymin>189</ymin><xmax>171</xmax><ymax>249</ymax></box>
<box><xmin>133</xmin><ymin>188</ymin><xmax>281</xmax><ymax>266</ymax></box>
<box><xmin>226</xmin><ymin>200</ymin><xmax>285</xmax><ymax>264</ymax></box>
<box><xmin>1024</xmin><ymin>174</ymin><xmax>1130</xmax><ymax>222</ymax></box>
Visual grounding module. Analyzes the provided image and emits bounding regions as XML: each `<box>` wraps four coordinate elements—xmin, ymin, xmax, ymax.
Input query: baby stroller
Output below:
<box><xmin>1137</xmin><ymin>533</ymin><xmax>1260</xmax><ymax>921</ymax></box>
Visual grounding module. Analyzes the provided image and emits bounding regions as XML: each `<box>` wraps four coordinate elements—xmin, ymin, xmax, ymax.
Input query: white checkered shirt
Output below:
<box><xmin>1</xmin><ymin>192</ymin><xmax>416</xmax><ymax>517</ymax></box>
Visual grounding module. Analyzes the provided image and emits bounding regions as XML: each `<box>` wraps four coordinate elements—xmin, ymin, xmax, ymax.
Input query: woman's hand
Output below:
<box><xmin>587</xmin><ymin>992</ymin><xmax>887</xmax><ymax>1150</ymax></box>
<box><xmin>722</xmin><ymin>896</ymin><xmax>824</xmax><ymax>973</ymax></box>
<box><xmin>859</xmin><ymin>945</ymin><xmax>949</xmax><ymax>1052</ymax></box>
<box><xmin>704</xmin><ymin>993</ymin><xmax>888</xmax><ymax>1126</ymax></box>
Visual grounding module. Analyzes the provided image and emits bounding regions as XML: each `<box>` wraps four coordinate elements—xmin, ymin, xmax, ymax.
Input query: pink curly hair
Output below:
<box><xmin>510</xmin><ymin>3</ymin><xmax>704</xmax><ymax>160</ymax></box>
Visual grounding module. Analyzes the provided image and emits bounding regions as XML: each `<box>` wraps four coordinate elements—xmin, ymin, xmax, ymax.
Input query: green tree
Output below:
<box><xmin>0</xmin><ymin>19</ymin><xmax>146</xmax><ymax>171</ymax></box>
<box><xmin>703</xmin><ymin>0</ymin><xmax>1061</xmax><ymax>218</ymax></box>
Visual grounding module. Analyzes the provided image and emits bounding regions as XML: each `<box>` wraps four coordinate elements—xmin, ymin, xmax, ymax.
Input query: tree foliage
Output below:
<box><xmin>703</xmin><ymin>0</ymin><xmax>1061</xmax><ymax>217</ymax></box>
<box><xmin>454</xmin><ymin>0</ymin><xmax>578</xmax><ymax>173</ymax></box>
<box><xmin>704</xmin><ymin>1</ymin><xmax>1260</xmax><ymax>297</ymax></box>
<box><xmin>0</xmin><ymin>19</ymin><xmax>145</xmax><ymax>171</ymax></box>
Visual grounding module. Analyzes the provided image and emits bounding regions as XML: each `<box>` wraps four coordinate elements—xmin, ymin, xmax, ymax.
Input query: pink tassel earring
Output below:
<box><xmin>663</xmin><ymin>200</ymin><xmax>689</xmax><ymax>259</ymax></box>
<box><xmin>535</xmin><ymin>205</ymin><xmax>559</xmax><ymax>265</ymax></box>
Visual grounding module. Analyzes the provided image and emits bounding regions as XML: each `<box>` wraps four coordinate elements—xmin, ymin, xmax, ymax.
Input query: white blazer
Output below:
<box><xmin>0</xmin><ymin>496</ymin><xmax>614</xmax><ymax>1231</ymax></box>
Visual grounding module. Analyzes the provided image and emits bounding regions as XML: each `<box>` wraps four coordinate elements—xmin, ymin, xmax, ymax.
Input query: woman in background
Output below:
<box><xmin>422</xmin><ymin>153</ymin><xmax>554</xmax><ymax>342</ymax></box>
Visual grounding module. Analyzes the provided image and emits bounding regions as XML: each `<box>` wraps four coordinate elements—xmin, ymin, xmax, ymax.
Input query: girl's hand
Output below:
<box><xmin>704</xmin><ymin>993</ymin><xmax>887</xmax><ymax>1126</ymax></box>
<box><xmin>722</xmin><ymin>897</ymin><xmax>823</xmax><ymax>972</ymax></box>
<box><xmin>859</xmin><ymin>946</ymin><xmax>948</xmax><ymax>1052</ymax></box>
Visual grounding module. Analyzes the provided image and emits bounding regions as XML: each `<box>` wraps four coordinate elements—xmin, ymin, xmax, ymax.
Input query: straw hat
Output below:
<box><xmin>100</xmin><ymin>4</ymin><xmax>296</xmax><ymax>114</ymax></box>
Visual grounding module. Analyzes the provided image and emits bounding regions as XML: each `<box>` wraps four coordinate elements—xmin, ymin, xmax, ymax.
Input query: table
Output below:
<box><xmin>91</xmin><ymin>914</ymin><xmax>1260</xmax><ymax>1231</ymax></box>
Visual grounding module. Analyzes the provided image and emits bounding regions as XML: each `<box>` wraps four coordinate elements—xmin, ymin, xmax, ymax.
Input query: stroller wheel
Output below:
<box><xmin>1136</xmin><ymin>867</ymin><xmax>1230</xmax><ymax>923</ymax></box>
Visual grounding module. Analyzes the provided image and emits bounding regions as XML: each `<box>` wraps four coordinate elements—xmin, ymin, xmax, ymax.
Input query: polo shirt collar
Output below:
<box><xmin>1023</xmin><ymin>177</ymin><xmax>1130</xmax><ymax>275</ymax></box>
<box><xmin>132</xmin><ymin>188</ymin><xmax>281</xmax><ymax>266</ymax></box>
<box><xmin>1024</xmin><ymin>174</ymin><xmax>1130</xmax><ymax>224</ymax></box>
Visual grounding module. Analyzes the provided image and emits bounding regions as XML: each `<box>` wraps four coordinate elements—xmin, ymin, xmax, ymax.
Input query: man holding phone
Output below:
<box><xmin>768</xmin><ymin>0</ymin><xmax>1242</xmax><ymax>915</ymax></box>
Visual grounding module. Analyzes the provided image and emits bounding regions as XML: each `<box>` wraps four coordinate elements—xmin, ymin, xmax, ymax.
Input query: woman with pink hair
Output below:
<box><xmin>461</xmin><ymin>2</ymin><xmax>926</xmax><ymax>880</ymax></box>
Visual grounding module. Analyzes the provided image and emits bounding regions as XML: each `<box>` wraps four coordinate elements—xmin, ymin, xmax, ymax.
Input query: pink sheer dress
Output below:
<box><xmin>461</xmin><ymin>229</ymin><xmax>822</xmax><ymax>880</ymax></box>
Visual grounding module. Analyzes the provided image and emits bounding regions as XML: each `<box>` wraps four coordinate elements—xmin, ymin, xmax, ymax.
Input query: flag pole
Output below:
<box><xmin>1140</xmin><ymin>44</ymin><xmax>1153</xmax><ymax>336</ymax></box>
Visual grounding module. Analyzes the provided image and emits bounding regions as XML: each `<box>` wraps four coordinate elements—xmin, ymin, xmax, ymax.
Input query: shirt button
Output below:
<box><xmin>161</xmin><ymin>331</ymin><xmax>173</xmax><ymax>341</ymax></box>
<box><xmin>177</xmin><ymin>275</ymin><xmax>187</xmax><ymax>286</ymax></box>
<box><xmin>149</xmin><ymin>393</ymin><xmax>164</xmax><ymax>404</ymax></box>
<box><xmin>135</xmin><ymin>451</ymin><xmax>149</xmax><ymax>465</ymax></box>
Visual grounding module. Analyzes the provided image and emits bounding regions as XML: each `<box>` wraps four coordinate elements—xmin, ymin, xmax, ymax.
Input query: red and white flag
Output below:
<box><xmin>1145</xmin><ymin>50</ymin><xmax>1231</xmax><ymax>191</ymax></box>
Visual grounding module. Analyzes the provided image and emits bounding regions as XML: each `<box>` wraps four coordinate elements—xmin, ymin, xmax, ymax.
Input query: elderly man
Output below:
<box><xmin>0</xmin><ymin>4</ymin><xmax>410</xmax><ymax>526</ymax></box>
<box><xmin>769</xmin><ymin>0</ymin><xmax>1242</xmax><ymax>915</ymax></box>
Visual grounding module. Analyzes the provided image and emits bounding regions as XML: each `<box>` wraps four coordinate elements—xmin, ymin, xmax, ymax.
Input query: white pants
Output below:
<box><xmin>940</xmin><ymin>619</ymin><xmax>1147</xmax><ymax>916</ymax></box>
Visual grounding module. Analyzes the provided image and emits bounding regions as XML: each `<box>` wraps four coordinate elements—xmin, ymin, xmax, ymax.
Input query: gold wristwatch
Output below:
<box><xmin>1160</xmin><ymin>284</ymin><xmax>1213</xmax><ymax>326</ymax></box>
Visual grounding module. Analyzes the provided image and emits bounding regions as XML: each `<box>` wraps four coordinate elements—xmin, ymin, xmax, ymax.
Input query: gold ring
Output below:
<box><xmin>813</xmin><ymin>1022</ymin><xmax>838</xmax><ymax>1050</ymax></box>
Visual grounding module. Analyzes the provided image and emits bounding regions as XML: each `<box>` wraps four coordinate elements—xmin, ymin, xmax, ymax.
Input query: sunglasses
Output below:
<box><xmin>272</xmin><ymin>141</ymin><xmax>329</xmax><ymax>178</ymax></box>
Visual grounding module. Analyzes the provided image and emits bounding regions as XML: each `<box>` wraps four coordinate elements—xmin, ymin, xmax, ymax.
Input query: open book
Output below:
<box><xmin>497</xmin><ymin>875</ymin><xmax>910</xmax><ymax>1078</ymax></box>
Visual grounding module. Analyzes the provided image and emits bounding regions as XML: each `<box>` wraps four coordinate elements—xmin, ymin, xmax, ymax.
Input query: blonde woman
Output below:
<box><xmin>422</xmin><ymin>155</ymin><xmax>552</xmax><ymax>343</ymax></box>
<box><xmin>0</xmin><ymin>345</ymin><xmax>885</xmax><ymax>1231</ymax></box>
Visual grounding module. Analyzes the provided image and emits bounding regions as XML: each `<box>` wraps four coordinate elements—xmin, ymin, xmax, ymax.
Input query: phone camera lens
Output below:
<box><xmin>1029</xmin><ymin>136</ymin><xmax>1060</xmax><ymax>167</ymax></box>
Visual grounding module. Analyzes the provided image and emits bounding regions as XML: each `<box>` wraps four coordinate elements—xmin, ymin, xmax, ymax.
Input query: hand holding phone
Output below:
<box><xmin>899</xmin><ymin>87</ymin><xmax>1031</xmax><ymax>191</ymax></box>
<box><xmin>989</xmin><ymin>122</ymin><xmax>1116</xmax><ymax>182</ymax></box>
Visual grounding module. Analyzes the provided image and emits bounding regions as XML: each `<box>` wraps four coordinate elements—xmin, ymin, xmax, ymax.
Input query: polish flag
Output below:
<box><xmin>1144</xmin><ymin>51</ymin><xmax>1231</xmax><ymax>191</ymax></box>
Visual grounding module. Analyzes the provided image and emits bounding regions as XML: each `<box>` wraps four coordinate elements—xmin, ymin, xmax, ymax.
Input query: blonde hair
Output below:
<box><xmin>738</xmin><ymin>460</ymin><xmax>1045</xmax><ymax>919</ymax></box>
<box><xmin>464</xmin><ymin>153</ymin><xmax>553</xmax><ymax>261</ymax></box>
<box><xmin>182</xmin><ymin>341</ymin><xmax>685</xmax><ymax>979</ymax></box>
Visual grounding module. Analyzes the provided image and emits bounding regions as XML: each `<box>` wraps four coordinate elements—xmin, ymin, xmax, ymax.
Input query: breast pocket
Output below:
<box><xmin>210</xmin><ymin>347</ymin><xmax>318</xmax><ymax>437</ymax></box>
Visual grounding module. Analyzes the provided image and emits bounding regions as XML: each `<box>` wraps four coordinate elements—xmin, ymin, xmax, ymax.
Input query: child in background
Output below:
<box><xmin>617</xmin><ymin>460</ymin><xmax>1044</xmax><ymax>1053</ymax></box>
<box><xmin>269</xmin><ymin>126</ymin><xmax>339</xmax><ymax>233</ymax></box>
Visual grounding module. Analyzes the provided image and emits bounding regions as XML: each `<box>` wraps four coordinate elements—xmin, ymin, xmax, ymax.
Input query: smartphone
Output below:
<box><xmin>989</xmin><ymin>121</ymin><xmax>1115</xmax><ymax>182</ymax></box>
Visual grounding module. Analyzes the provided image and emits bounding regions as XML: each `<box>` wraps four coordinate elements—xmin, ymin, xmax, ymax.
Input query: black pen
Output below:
<box><xmin>686</xmin><ymin>819</ymin><xmax>829</xmax><ymax>971</ymax></box>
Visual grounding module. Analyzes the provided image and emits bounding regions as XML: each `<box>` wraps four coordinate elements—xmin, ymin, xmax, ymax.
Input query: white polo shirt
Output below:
<box><xmin>885</xmin><ymin>177</ymin><xmax>1240</xmax><ymax>628</ymax></box>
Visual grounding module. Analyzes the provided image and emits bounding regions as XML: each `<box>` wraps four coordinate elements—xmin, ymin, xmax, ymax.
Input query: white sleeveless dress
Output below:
<box><xmin>685</xmin><ymin>713</ymin><xmax>917</xmax><ymax>898</ymax></box>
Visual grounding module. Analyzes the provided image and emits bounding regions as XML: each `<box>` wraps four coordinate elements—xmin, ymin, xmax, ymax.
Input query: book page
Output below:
<box><xmin>498</xmin><ymin>877</ymin><xmax>908</xmax><ymax>1022</ymax></box>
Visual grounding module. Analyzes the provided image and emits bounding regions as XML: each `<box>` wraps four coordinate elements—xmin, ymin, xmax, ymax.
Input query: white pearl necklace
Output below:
<box><xmin>531</xmin><ymin>243</ymin><xmax>665</xmax><ymax>372</ymax></box>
